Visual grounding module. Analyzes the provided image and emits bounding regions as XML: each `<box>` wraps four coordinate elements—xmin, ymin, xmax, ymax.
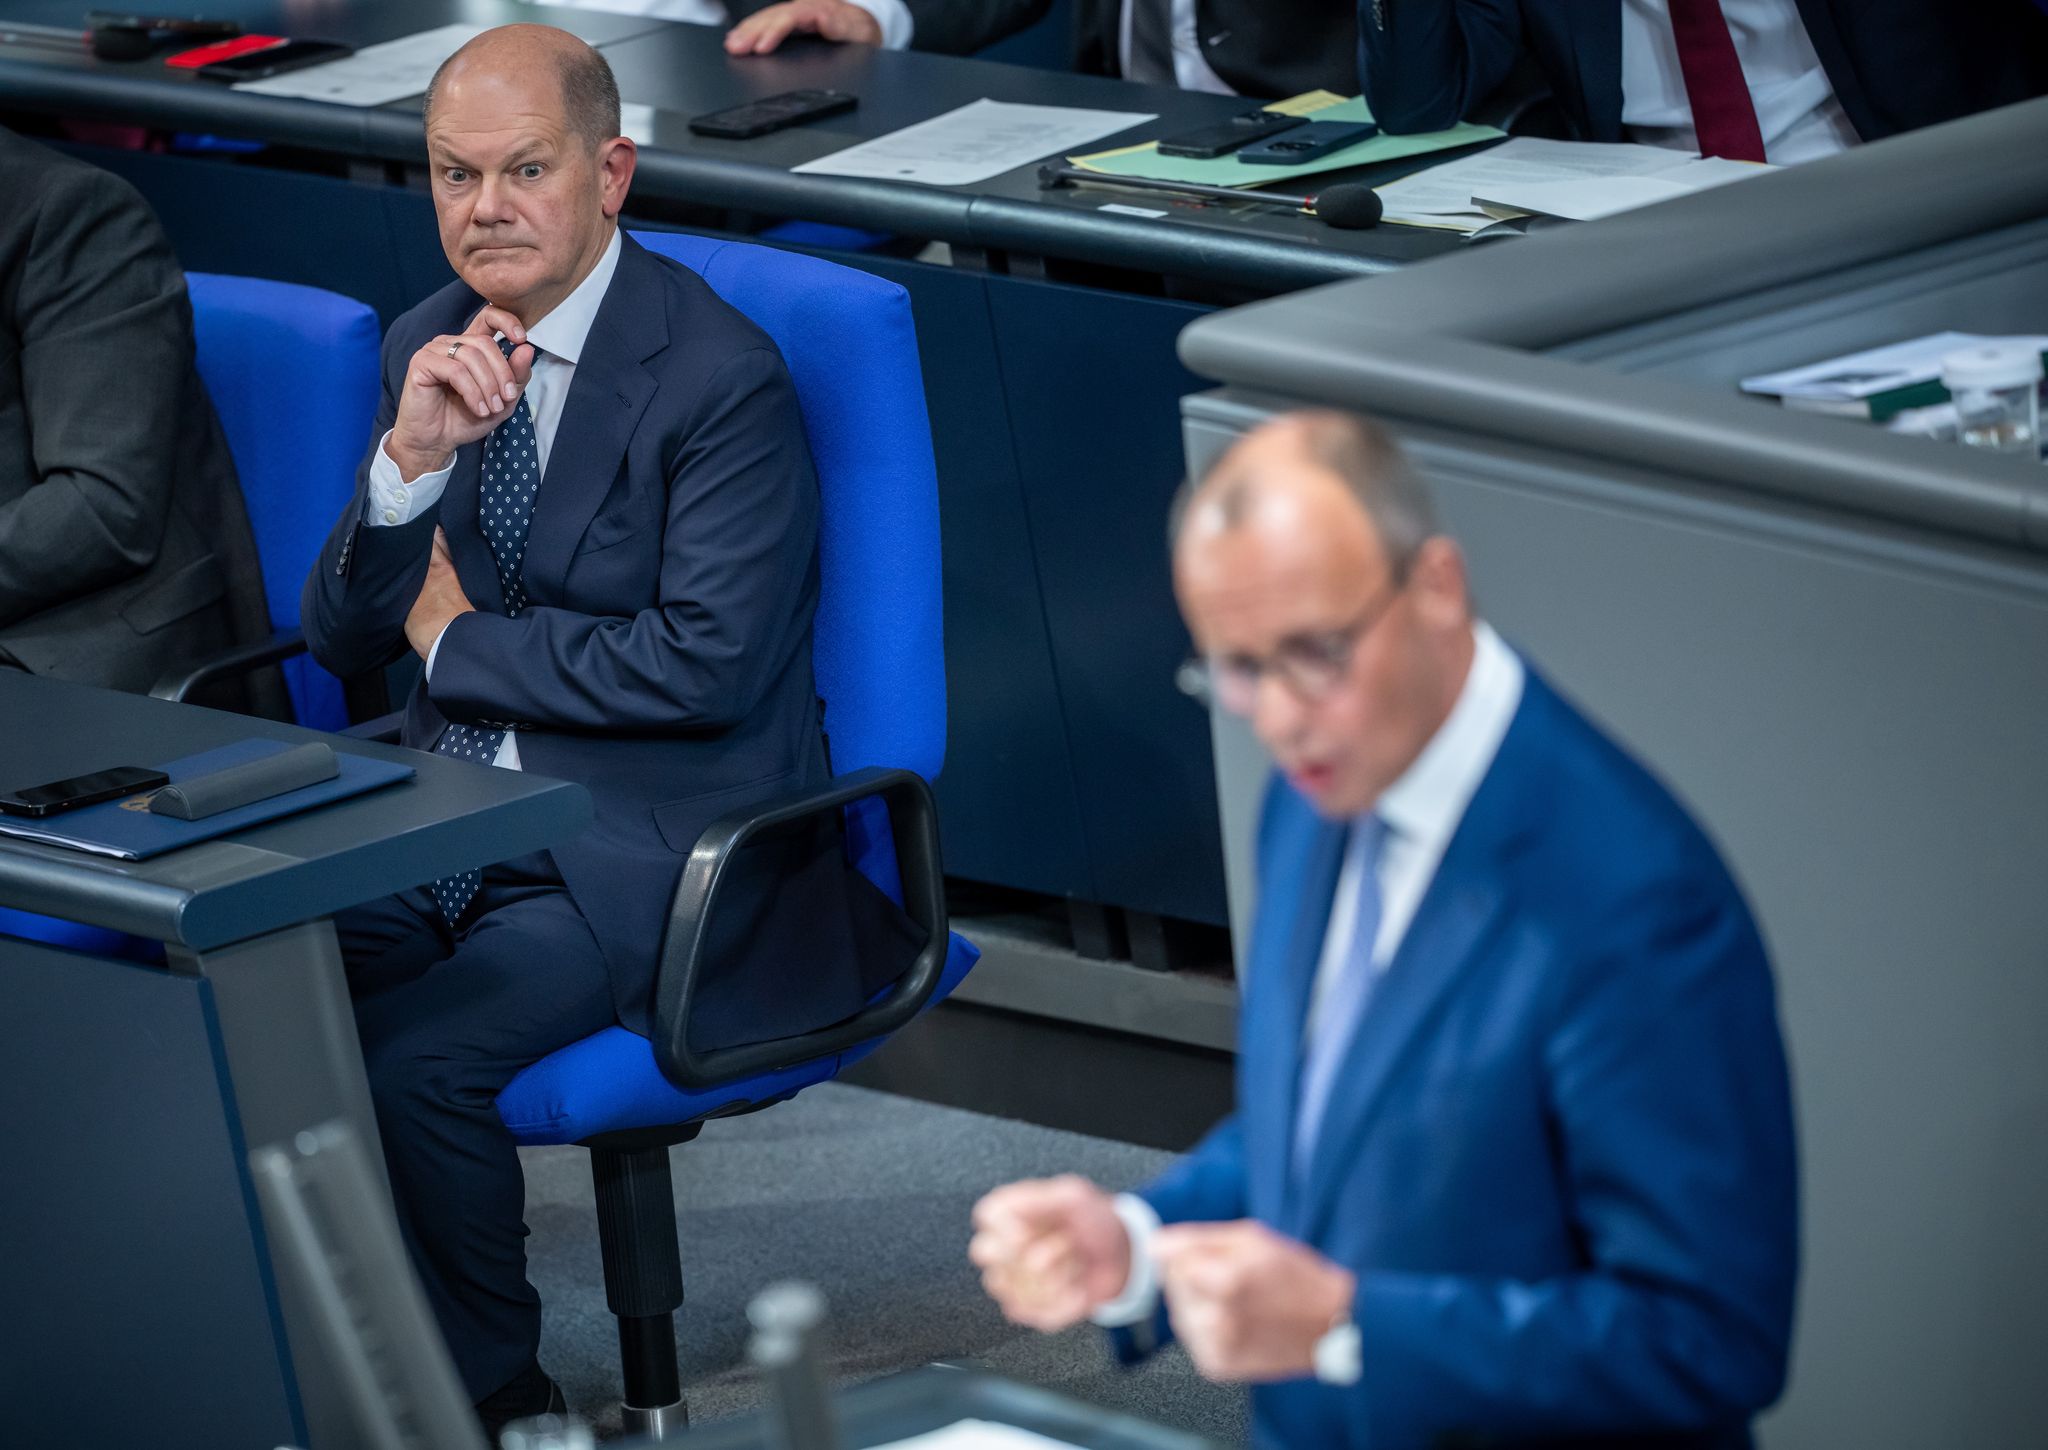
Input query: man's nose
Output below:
<box><xmin>1249</xmin><ymin>673</ymin><xmax>1307</xmax><ymax>753</ymax></box>
<box><xmin>471</xmin><ymin>175</ymin><xmax>512</xmax><ymax>223</ymax></box>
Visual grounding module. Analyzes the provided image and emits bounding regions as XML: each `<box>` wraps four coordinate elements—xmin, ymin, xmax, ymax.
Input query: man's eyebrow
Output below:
<box><xmin>427</xmin><ymin>139</ymin><xmax>554</xmax><ymax>169</ymax></box>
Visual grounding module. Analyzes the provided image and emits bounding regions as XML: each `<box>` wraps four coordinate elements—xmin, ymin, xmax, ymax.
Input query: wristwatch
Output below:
<box><xmin>1313</xmin><ymin>1311</ymin><xmax>1362</xmax><ymax>1386</ymax></box>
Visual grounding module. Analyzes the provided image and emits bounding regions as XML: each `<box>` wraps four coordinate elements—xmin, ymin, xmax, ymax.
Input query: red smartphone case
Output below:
<box><xmin>165</xmin><ymin>34</ymin><xmax>285</xmax><ymax>68</ymax></box>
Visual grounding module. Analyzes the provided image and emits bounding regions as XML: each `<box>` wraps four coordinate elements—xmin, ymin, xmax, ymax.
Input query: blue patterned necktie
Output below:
<box><xmin>429</xmin><ymin>335</ymin><xmax>540</xmax><ymax>925</ymax></box>
<box><xmin>1292</xmin><ymin>814</ymin><xmax>1390</xmax><ymax>1188</ymax></box>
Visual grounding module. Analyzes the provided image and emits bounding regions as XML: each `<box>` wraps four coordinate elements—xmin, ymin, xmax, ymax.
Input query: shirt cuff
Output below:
<box><xmin>842</xmin><ymin>0</ymin><xmax>913</xmax><ymax>49</ymax></box>
<box><xmin>1089</xmin><ymin>1193</ymin><xmax>1163</xmax><ymax>1327</ymax></box>
<box><xmin>364</xmin><ymin>429</ymin><xmax>455</xmax><ymax>527</ymax></box>
<box><xmin>424</xmin><ymin>620</ymin><xmax>448</xmax><ymax>681</ymax></box>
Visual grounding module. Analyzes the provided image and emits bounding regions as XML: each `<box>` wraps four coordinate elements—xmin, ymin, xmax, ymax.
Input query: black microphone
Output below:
<box><xmin>1036</xmin><ymin>162</ymin><xmax>1383</xmax><ymax>230</ymax></box>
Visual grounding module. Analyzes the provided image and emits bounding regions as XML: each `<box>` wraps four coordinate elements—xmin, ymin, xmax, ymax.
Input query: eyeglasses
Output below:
<box><xmin>1177</xmin><ymin>575</ymin><xmax>1406</xmax><ymax>716</ymax></box>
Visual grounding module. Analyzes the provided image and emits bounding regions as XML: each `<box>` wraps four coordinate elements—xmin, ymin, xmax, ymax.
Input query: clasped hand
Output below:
<box><xmin>384</xmin><ymin>304</ymin><xmax>536</xmax><ymax>483</ymax></box>
<box><xmin>969</xmin><ymin>1176</ymin><xmax>1356</xmax><ymax>1383</ymax></box>
<box><xmin>405</xmin><ymin>527</ymin><xmax>474</xmax><ymax>662</ymax></box>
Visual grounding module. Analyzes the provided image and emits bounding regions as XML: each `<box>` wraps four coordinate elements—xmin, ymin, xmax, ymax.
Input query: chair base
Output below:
<box><xmin>623</xmin><ymin>1397</ymin><xmax>689</xmax><ymax>1439</ymax></box>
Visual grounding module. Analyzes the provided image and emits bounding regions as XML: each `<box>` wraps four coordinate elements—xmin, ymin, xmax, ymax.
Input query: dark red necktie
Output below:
<box><xmin>1666</xmin><ymin>0</ymin><xmax>1769</xmax><ymax>162</ymax></box>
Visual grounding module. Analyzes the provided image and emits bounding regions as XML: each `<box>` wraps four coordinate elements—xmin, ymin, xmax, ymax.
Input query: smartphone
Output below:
<box><xmin>1237</xmin><ymin>120</ymin><xmax>1382</xmax><ymax>165</ymax></box>
<box><xmin>688</xmin><ymin>90</ymin><xmax>857</xmax><ymax>140</ymax></box>
<box><xmin>1156</xmin><ymin>110</ymin><xmax>1304</xmax><ymax>160</ymax></box>
<box><xmin>0</xmin><ymin>765</ymin><xmax>170</xmax><ymax>818</ymax></box>
<box><xmin>192</xmin><ymin>37</ymin><xmax>351</xmax><ymax>82</ymax></box>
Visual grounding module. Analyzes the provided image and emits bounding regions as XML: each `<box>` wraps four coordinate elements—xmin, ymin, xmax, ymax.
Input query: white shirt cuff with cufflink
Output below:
<box><xmin>1088</xmin><ymin>1192</ymin><xmax>1164</xmax><ymax>1327</ymax></box>
<box><xmin>365</xmin><ymin>428</ymin><xmax>454</xmax><ymax>527</ymax></box>
<box><xmin>843</xmin><ymin>0</ymin><xmax>914</xmax><ymax>49</ymax></box>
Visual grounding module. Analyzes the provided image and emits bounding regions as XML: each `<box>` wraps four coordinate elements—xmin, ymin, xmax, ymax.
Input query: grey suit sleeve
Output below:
<box><xmin>299</xmin><ymin>329</ymin><xmax>439</xmax><ymax>679</ymax></box>
<box><xmin>0</xmin><ymin>166</ymin><xmax>192</xmax><ymax>627</ymax></box>
<box><xmin>899</xmin><ymin>0</ymin><xmax>1052</xmax><ymax>54</ymax></box>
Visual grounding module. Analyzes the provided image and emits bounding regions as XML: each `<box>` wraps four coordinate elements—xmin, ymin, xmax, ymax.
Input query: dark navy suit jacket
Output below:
<box><xmin>1127</xmin><ymin>667</ymin><xmax>1799</xmax><ymax>1450</ymax></box>
<box><xmin>304</xmin><ymin>234</ymin><xmax>901</xmax><ymax>1047</ymax></box>
<box><xmin>1360</xmin><ymin>0</ymin><xmax>2048</xmax><ymax>143</ymax></box>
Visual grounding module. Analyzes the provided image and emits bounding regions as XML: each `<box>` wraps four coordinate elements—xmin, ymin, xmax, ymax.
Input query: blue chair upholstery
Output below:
<box><xmin>0</xmin><ymin>275</ymin><xmax>377</xmax><ymax>969</ymax></box>
<box><xmin>184</xmin><ymin>273</ymin><xmax>381</xmax><ymax>730</ymax></box>
<box><xmin>491</xmin><ymin>232</ymin><xmax>978</xmax><ymax>1430</ymax></box>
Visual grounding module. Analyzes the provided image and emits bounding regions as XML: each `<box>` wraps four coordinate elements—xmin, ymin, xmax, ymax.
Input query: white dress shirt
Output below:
<box><xmin>867</xmin><ymin>0</ymin><xmax>1234</xmax><ymax>93</ymax></box>
<box><xmin>1092</xmin><ymin>621</ymin><xmax>1526</xmax><ymax>1327</ymax></box>
<box><xmin>365</xmin><ymin>225</ymin><xmax>626</xmax><ymax>770</ymax></box>
<box><xmin>1620</xmin><ymin>0</ymin><xmax>1859</xmax><ymax>164</ymax></box>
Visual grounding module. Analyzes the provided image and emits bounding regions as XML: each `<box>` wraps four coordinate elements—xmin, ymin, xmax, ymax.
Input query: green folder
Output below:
<box><xmin>1069</xmin><ymin>97</ymin><xmax>1502</xmax><ymax>190</ymax></box>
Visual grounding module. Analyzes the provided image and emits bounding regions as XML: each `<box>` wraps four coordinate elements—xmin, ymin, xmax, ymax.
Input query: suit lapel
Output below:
<box><xmin>1243</xmin><ymin>802</ymin><xmax>1347</xmax><ymax>1229</ymax></box>
<box><xmin>440</xmin><ymin>442</ymin><xmax>507</xmax><ymax>616</ymax></box>
<box><xmin>521</xmin><ymin>236</ymin><xmax>666</xmax><ymax>604</ymax></box>
<box><xmin>1296</xmin><ymin>705</ymin><xmax>1544</xmax><ymax>1243</ymax></box>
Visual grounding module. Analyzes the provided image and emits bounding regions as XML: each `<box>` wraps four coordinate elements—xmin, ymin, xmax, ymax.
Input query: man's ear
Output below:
<box><xmin>598</xmin><ymin>136</ymin><xmax>637</xmax><ymax>218</ymax></box>
<box><xmin>1409</xmin><ymin>536</ymin><xmax>1472</xmax><ymax>631</ymax></box>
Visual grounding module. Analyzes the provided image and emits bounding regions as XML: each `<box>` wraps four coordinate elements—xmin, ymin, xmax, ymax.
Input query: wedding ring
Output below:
<box><xmin>445</xmin><ymin>341</ymin><xmax>462</xmax><ymax>358</ymax></box>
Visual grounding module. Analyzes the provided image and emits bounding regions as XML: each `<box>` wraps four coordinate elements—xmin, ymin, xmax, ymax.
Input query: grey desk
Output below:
<box><xmin>1174</xmin><ymin>99</ymin><xmax>2048</xmax><ymax>1450</ymax></box>
<box><xmin>0</xmin><ymin>673</ymin><xmax>590</xmax><ymax>1450</ymax></box>
<box><xmin>671</xmin><ymin>1367</ymin><xmax>1221</xmax><ymax>1450</ymax></box>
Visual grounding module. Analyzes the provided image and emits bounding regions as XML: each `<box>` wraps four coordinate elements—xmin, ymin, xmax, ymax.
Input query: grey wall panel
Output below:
<box><xmin>1186</xmin><ymin>394</ymin><xmax>2048</xmax><ymax>1450</ymax></box>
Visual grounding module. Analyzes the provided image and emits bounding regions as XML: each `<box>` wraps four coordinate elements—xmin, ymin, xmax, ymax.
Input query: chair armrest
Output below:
<box><xmin>651</xmin><ymin>766</ymin><xmax>949</xmax><ymax>1090</ymax></box>
<box><xmin>340</xmin><ymin>711</ymin><xmax>404</xmax><ymax>743</ymax></box>
<box><xmin>150</xmin><ymin>628</ymin><xmax>308</xmax><ymax>703</ymax></box>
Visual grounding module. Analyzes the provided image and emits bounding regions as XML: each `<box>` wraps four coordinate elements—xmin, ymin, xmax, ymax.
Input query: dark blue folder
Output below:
<box><xmin>0</xmin><ymin>738</ymin><xmax>415</xmax><ymax>860</ymax></box>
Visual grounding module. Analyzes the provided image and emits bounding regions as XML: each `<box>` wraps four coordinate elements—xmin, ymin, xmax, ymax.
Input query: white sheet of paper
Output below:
<box><xmin>791</xmin><ymin>99</ymin><xmax>1154</xmax><ymax>187</ymax></box>
<box><xmin>1473</xmin><ymin>156</ymin><xmax>1769</xmax><ymax>221</ymax></box>
<box><xmin>1374</xmin><ymin>138</ymin><xmax>1724</xmax><ymax>231</ymax></box>
<box><xmin>232</xmin><ymin>24</ymin><xmax>489</xmax><ymax>107</ymax></box>
<box><xmin>869</xmin><ymin>1420</ymin><xmax>1080</xmax><ymax>1450</ymax></box>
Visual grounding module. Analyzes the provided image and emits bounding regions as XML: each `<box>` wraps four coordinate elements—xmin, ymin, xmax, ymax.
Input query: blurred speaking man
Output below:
<box><xmin>0</xmin><ymin>128</ymin><xmax>273</xmax><ymax>697</ymax></box>
<box><xmin>303</xmin><ymin>25</ymin><xmax>908</xmax><ymax>1428</ymax></box>
<box><xmin>971</xmin><ymin>412</ymin><xmax>1799</xmax><ymax>1449</ymax></box>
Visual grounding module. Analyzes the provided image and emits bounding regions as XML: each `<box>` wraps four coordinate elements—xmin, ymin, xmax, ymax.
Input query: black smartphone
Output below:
<box><xmin>0</xmin><ymin>765</ymin><xmax>170</xmax><ymax>818</ymax></box>
<box><xmin>688</xmin><ymin>89</ymin><xmax>857</xmax><ymax>140</ymax></box>
<box><xmin>1156</xmin><ymin>110</ymin><xmax>1305</xmax><ymax>160</ymax></box>
<box><xmin>1237</xmin><ymin>120</ymin><xmax>1382</xmax><ymax>165</ymax></box>
<box><xmin>192</xmin><ymin>37</ymin><xmax>351</xmax><ymax>82</ymax></box>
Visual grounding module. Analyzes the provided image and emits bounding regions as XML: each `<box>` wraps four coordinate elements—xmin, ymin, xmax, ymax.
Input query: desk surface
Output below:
<box><xmin>668</xmin><ymin>1367</ymin><xmax>1223</xmax><ymax>1450</ymax></box>
<box><xmin>0</xmin><ymin>674</ymin><xmax>590</xmax><ymax>949</ymax></box>
<box><xmin>0</xmin><ymin>0</ymin><xmax>1474</xmax><ymax>291</ymax></box>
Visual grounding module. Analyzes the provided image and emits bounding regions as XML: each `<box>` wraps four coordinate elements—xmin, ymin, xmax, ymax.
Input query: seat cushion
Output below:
<box><xmin>498</xmin><ymin>931</ymin><xmax>980</xmax><ymax>1144</ymax></box>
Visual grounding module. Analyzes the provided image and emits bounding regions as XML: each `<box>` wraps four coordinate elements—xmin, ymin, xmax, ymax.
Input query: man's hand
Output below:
<box><xmin>724</xmin><ymin>0</ymin><xmax>882</xmax><ymax>55</ymax></box>
<box><xmin>1152</xmin><ymin>1220</ymin><xmax>1356</xmax><ymax>1382</ymax></box>
<box><xmin>968</xmin><ymin>1175</ymin><xmax>1133</xmax><ymax>1332</ymax></box>
<box><xmin>386</xmin><ymin>305</ymin><xmax>535</xmax><ymax>482</ymax></box>
<box><xmin>405</xmin><ymin>527</ymin><xmax>475</xmax><ymax>662</ymax></box>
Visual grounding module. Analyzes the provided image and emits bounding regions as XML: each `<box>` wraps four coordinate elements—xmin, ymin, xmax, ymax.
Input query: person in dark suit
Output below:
<box><xmin>969</xmin><ymin>412</ymin><xmax>1799</xmax><ymax>1449</ymax></box>
<box><xmin>1360</xmin><ymin>0</ymin><xmax>2048</xmax><ymax>162</ymax></box>
<box><xmin>725</xmin><ymin>0</ymin><xmax>1359</xmax><ymax>100</ymax></box>
<box><xmin>0</xmin><ymin>128</ymin><xmax>274</xmax><ymax>697</ymax></box>
<box><xmin>301</xmin><ymin>24</ymin><xmax>906</xmax><ymax>1429</ymax></box>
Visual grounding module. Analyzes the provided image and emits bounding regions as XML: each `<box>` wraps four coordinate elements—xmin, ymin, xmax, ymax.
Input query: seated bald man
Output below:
<box><xmin>302</xmin><ymin>25</ymin><xmax>907</xmax><ymax>1430</ymax></box>
<box><xmin>970</xmin><ymin>412</ymin><xmax>1798</xmax><ymax>1449</ymax></box>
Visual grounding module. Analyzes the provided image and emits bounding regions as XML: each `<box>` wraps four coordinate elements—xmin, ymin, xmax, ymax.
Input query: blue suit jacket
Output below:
<box><xmin>304</xmin><ymin>234</ymin><xmax>908</xmax><ymax>1046</ymax></box>
<box><xmin>1359</xmin><ymin>0</ymin><xmax>2048</xmax><ymax>145</ymax></box>
<box><xmin>1131</xmin><ymin>668</ymin><xmax>1798</xmax><ymax>1449</ymax></box>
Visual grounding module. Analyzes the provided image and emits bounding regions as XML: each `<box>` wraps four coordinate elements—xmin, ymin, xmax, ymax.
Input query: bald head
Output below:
<box><xmin>1174</xmin><ymin>411</ymin><xmax>1438</xmax><ymax>581</ymax></box>
<box><xmin>424</xmin><ymin>25</ymin><xmax>620</xmax><ymax>148</ymax></box>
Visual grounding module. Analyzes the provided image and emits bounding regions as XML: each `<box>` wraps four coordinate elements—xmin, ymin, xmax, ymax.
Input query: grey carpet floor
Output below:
<box><xmin>522</xmin><ymin>1082</ymin><xmax>1248</xmax><ymax>1445</ymax></box>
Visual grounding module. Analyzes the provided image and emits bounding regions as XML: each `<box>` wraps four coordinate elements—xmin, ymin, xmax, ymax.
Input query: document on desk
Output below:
<box><xmin>870</xmin><ymin>1421</ymin><xmax>1080</xmax><ymax>1450</ymax></box>
<box><xmin>232</xmin><ymin>23</ymin><xmax>488</xmax><ymax>106</ymax></box>
<box><xmin>1375</xmin><ymin>138</ymin><xmax>1766</xmax><ymax>232</ymax></box>
<box><xmin>791</xmin><ymin>100</ymin><xmax>1154</xmax><ymax>187</ymax></box>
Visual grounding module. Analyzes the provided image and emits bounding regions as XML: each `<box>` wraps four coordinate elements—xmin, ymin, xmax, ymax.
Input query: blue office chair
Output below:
<box><xmin>491</xmin><ymin>231</ymin><xmax>980</xmax><ymax>1436</ymax></box>
<box><xmin>153</xmin><ymin>272</ymin><xmax>381</xmax><ymax>730</ymax></box>
<box><xmin>3</xmin><ymin>274</ymin><xmax>379</xmax><ymax>964</ymax></box>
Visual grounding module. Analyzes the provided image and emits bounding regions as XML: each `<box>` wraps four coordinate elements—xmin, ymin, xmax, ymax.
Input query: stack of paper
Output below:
<box><xmin>1739</xmin><ymin>332</ymin><xmax>2048</xmax><ymax>420</ymax></box>
<box><xmin>792</xmin><ymin>99</ymin><xmax>1156</xmax><ymax>187</ymax></box>
<box><xmin>1374</xmin><ymin>138</ymin><xmax>1773</xmax><ymax>233</ymax></box>
<box><xmin>1069</xmin><ymin>93</ymin><xmax>1501</xmax><ymax>190</ymax></box>
<box><xmin>232</xmin><ymin>23</ymin><xmax>488</xmax><ymax>106</ymax></box>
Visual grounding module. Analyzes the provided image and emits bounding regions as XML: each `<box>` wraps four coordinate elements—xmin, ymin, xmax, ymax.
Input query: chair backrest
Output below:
<box><xmin>628</xmin><ymin>232</ymin><xmax>945</xmax><ymax>894</ymax></box>
<box><xmin>187</xmin><ymin>273</ymin><xmax>381</xmax><ymax>731</ymax></box>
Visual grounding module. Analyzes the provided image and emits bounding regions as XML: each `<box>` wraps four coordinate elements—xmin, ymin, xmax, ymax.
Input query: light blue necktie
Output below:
<box><xmin>429</xmin><ymin>336</ymin><xmax>539</xmax><ymax>925</ymax></box>
<box><xmin>1293</xmin><ymin>814</ymin><xmax>1389</xmax><ymax>1187</ymax></box>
